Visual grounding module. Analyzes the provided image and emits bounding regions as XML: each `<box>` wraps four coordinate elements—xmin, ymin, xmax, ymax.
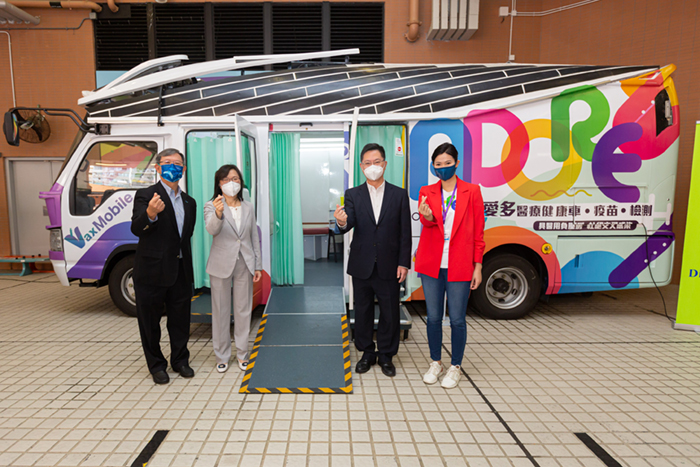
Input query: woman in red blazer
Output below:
<box><xmin>415</xmin><ymin>142</ymin><xmax>485</xmax><ymax>389</ymax></box>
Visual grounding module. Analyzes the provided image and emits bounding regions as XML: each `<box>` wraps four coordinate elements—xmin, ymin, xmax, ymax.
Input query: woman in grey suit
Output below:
<box><xmin>204</xmin><ymin>164</ymin><xmax>262</xmax><ymax>373</ymax></box>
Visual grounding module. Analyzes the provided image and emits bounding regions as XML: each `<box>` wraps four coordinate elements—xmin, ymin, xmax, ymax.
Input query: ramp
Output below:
<box><xmin>240</xmin><ymin>286</ymin><xmax>352</xmax><ymax>394</ymax></box>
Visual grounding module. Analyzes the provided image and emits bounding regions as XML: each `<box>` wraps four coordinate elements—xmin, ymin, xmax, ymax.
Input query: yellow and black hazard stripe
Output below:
<box><xmin>239</xmin><ymin>314</ymin><xmax>353</xmax><ymax>394</ymax></box>
<box><xmin>239</xmin><ymin>314</ymin><xmax>266</xmax><ymax>393</ymax></box>
<box><xmin>340</xmin><ymin>314</ymin><xmax>353</xmax><ymax>393</ymax></box>
<box><xmin>190</xmin><ymin>293</ymin><xmax>212</xmax><ymax>316</ymax></box>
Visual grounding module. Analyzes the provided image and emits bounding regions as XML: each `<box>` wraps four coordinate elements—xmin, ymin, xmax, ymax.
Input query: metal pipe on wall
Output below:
<box><xmin>9</xmin><ymin>1</ymin><xmax>102</xmax><ymax>12</ymax></box>
<box><xmin>1</xmin><ymin>31</ymin><xmax>16</xmax><ymax>107</ymax></box>
<box><xmin>405</xmin><ymin>0</ymin><xmax>421</xmax><ymax>42</ymax></box>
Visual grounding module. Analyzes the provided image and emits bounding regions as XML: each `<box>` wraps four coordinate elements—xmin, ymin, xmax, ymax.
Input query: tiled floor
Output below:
<box><xmin>0</xmin><ymin>273</ymin><xmax>698</xmax><ymax>467</ymax></box>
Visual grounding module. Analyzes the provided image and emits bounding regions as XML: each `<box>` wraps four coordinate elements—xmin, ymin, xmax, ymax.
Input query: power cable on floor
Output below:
<box><xmin>641</xmin><ymin>223</ymin><xmax>672</xmax><ymax>323</ymax></box>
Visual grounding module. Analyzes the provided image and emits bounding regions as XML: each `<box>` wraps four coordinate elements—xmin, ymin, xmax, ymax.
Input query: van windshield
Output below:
<box><xmin>54</xmin><ymin>129</ymin><xmax>86</xmax><ymax>186</ymax></box>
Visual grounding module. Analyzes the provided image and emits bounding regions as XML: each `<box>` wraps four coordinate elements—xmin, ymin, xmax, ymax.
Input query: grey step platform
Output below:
<box><xmin>240</xmin><ymin>286</ymin><xmax>352</xmax><ymax>394</ymax></box>
<box><xmin>190</xmin><ymin>290</ymin><xmax>214</xmax><ymax>323</ymax></box>
<box><xmin>347</xmin><ymin>304</ymin><xmax>413</xmax><ymax>341</ymax></box>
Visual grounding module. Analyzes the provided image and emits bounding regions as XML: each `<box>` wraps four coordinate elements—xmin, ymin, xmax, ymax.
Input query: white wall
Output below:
<box><xmin>299</xmin><ymin>136</ymin><xmax>344</xmax><ymax>224</ymax></box>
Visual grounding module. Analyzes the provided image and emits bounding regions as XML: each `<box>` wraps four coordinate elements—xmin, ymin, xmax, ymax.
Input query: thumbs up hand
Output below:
<box><xmin>213</xmin><ymin>195</ymin><xmax>224</xmax><ymax>219</ymax></box>
<box><xmin>334</xmin><ymin>204</ymin><xmax>348</xmax><ymax>227</ymax></box>
<box><xmin>147</xmin><ymin>193</ymin><xmax>165</xmax><ymax>220</ymax></box>
<box><xmin>418</xmin><ymin>196</ymin><xmax>434</xmax><ymax>222</ymax></box>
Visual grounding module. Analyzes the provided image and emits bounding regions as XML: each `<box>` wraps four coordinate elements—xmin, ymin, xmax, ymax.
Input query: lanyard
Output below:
<box><xmin>442</xmin><ymin>186</ymin><xmax>457</xmax><ymax>223</ymax></box>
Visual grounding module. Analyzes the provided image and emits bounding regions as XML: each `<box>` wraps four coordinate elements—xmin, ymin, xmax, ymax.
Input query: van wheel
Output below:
<box><xmin>471</xmin><ymin>253</ymin><xmax>541</xmax><ymax>320</ymax></box>
<box><xmin>109</xmin><ymin>255</ymin><xmax>137</xmax><ymax>317</ymax></box>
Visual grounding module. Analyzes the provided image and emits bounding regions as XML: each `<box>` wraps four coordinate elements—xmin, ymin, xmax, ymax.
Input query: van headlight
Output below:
<box><xmin>50</xmin><ymin>228</ymin><xmax>63</xmax><ymax>252</ymax></box>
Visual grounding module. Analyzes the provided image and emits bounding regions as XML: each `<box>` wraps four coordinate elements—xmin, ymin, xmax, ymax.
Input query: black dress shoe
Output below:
<box><xmin>379</xmin><ymin>361</ymin><xmax>396</xmax><ymax>377</ymax></box>
<box><xmin>173</xmin><ymin>364</ymin><xmax>195</xmax><ymax>378</ymax></box>
<box><xmin>355</xmin><ymin>358</ymin><xmax>375</xmax><ymax>374</ymax></box>
<box><xmin>152</xmin><ymin>370</ymin><xmax>169</xmax><ymax>385</ymax></box>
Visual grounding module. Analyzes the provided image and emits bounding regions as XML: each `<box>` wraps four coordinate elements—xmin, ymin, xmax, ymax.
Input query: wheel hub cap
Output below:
<box><xmin>121</xmin><ymin>269</ymin><xmax>136</xmax><ymax>306</ymax></box>
<box><xmin>486</xmin><ymin>267</ymin><xmax>529</xmax><ymax>310</ymax></box>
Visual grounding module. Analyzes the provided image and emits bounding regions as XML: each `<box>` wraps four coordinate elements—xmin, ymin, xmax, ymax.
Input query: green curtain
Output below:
<box><xmin>241</xmin><ymin>135</ymin><xmax>252</xmax><ymax>189</ymax></box>
<box><xmin>270</xmin><ymin>133</ymin><xmax>304</xmax><ymax>285</ymax></box>
<box><xmin>186</xmin><ymin>132</ymin><xmax>238</xmax><ymax>289</ymax></box>
<box><xmin>353</xmin><ymin>125</ymin><xmax>406</xmax><ymax>188</ymax></box>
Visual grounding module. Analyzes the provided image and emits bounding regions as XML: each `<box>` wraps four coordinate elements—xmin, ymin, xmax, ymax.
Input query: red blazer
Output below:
<box><xmin>415</xmin><ymin>178</ymin><xmax>485</xmax><ymax>281</ymax></box>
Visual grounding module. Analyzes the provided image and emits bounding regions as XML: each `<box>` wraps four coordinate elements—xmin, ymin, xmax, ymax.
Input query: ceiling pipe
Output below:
<box><xmin>0</xmin><ymin>1</ymin><xmax>40</xmax><ymax>24</ymax></box>
<box><xmin>9</xmin><ymin>1</ymin><xmax>102</xmax><ymax>12</ymax></box>
<box><xmin>405</xmin><ymin>0</ymin><xmax>421</xmax><ymax>42</ymax></box>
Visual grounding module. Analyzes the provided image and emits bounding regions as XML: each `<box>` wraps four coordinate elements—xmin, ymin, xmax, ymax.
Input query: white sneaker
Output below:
<box><xmin>423</xmin><ymin>361</ymin><xmax>444</xmax><ymax>385</ymax></box>
<box><xmin>238</xmin><ymin>360</ymin><xmax>248</xmax><ymax>371</ymax></box>
<box><xmin>216</xmin><ymin>363</ymin><xmax>228</xmax><ymax>373</ymax></box>
<box><xmin>441</xmin><ymin>365</ymin><xmax>461</xmax><ymax>389</ymax></box>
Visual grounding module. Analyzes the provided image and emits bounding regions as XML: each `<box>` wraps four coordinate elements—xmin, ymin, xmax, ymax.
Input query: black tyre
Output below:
<box><xmin>471</xmin><ymin>253</ymin><xmax>541</xmax><ymax>320</ymax></box>
<box><xmin>108</xmin><ymin>255</ymin><xmax>137</xmax><ymax>317</ymax></box>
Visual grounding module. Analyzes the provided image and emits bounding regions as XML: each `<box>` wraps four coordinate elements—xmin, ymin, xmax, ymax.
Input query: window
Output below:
<box><xmin>331</xmin><ymin>3</ymin><xmax>384</xmax><ymax>64</ymax></box>
<box><xmin>214</xmin><ymin>3</ymin><xmax>265</xmax><ymax>60</ymax></box>
<box><xmin>71</xmin><ymin>141</ymin><xmax>158</xmax><ymax>216</ymax></box>
<box><xmin>95</xmin><ymin>3</ymin><xmax>384</xmax><ymax>71</ymax></box>
<box><xmin>272</xmin><ymin>4</ymin><xmax>323</xmax><ymax>57</ymax></box>
<box><xmin>95</xmin><ymin>4</ymin><xmax>149</xmax><ymax>71</ymax></box>
<box><xmin>155</xmin><ymin>4</ymin><xmax>206</xmax><ymax>63</ymax></box>
<box><xmin>655</xmin><ymin>88</ymin><xmax>673</xmax><ymax>136</ymax></box>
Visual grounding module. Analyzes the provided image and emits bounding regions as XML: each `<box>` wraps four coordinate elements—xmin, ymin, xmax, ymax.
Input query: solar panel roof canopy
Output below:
<box><xmin>85</xmin><ymin>63</ymin><xmax>655</xmax><ymax>119</ymax></box>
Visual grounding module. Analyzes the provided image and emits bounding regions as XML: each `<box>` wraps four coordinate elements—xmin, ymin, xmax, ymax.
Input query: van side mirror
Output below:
<box><xmin>3</xmin><ymin>110</ymin><xmax>20</xmax><ymax>146</ymax></box>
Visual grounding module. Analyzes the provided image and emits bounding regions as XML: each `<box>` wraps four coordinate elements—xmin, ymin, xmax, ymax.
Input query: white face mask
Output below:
<box><xmin>364</xmin><ymin>164</ymin><xmax>384</xmax><ymax>181</ymax></box>
<box><xmin>221</xmin><ymin>181</ymin><xmax>241</xmax><ymax>197</ymax></box>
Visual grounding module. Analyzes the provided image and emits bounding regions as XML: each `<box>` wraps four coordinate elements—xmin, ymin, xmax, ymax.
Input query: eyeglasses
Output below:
<box><xmin>222</xmin><ymin>177</ymin><xmax>240</xmax><ymax>183</ymax></box>
<box><xmin>159</xmin><ymin>160</ymin><xmax>184</xmax><ymax>166</ymax></box>
<box><xmin>361</xmin><ymin>159</ymin><xmax>384</xmax><ymax>167</ymax></box>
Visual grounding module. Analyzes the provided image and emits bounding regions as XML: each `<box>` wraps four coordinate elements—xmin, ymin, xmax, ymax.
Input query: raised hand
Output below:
<box><xmin>147</xmin><ymin>193</ymin><xmax>165</xmax><ymax>220</ymax></box>
<box><xmin>213</xmin><ymin>194</ymin><xmax>224</xmax><ymax>219</ymax></box>
<box><xmin>418</xmin><ymin>195</ymin><xmax>434</xmax><ymax>222</ymax></box>
<box><xmin>334</xmin><ymin>204</ymin><xmax>348</xmax><ymax>227</ymax></box>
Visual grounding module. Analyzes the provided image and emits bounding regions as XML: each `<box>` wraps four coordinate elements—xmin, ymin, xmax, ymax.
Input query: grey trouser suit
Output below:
<box><xmin>204</xmin><ymin>199</ymin><xmax>262</xmax><ymax>364</ymax></box>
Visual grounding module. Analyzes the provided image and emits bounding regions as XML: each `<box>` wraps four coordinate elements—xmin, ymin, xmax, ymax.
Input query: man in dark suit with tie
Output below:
<box><xmin>334</xmin><ymin>143</ymin><xmax>412</xmax><ymax>377</ymax></box>
<box><xmin>131</xmin><ymin>148</ymin><xmax>197</xmax><ymax>384</ymax></box>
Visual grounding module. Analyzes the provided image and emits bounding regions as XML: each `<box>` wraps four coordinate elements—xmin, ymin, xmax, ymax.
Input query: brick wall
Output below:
<box><xmin>0</xmin><ymin>8</ymin><xmax>95</xmax><ymax>269</ymax></box>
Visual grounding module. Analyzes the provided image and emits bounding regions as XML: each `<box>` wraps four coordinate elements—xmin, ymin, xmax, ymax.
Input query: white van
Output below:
<box><xmin>4</xmin><ymin>49</ymin><xmax>680</xmax><ymax>319</ymax></box>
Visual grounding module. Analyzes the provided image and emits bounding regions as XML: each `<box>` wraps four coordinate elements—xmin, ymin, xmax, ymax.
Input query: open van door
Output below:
<box><xmin>234</xmin><ymin>114</ymin><xmax>269</xmax><ymax>306</ymax></box>
<box><xmin>345</xmin><ymin>108</ymin><xmax>360</xmax><ymax>310</ymax></box>
<box><xmin>235</xmin><ymin>114</ymin><xmax>259</xmax><ymax>206</ymax></box>
<box><xmin>187</xmin><ymin>117</ymin><xmax>266</xmax><ymax>310</ymax></box>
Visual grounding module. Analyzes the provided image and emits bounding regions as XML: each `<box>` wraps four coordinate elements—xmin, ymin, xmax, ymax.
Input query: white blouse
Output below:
<box><xmin>229</xmin><ymin>205</ymin><xmax>241</xmax><ymax>230</ymax></box>
<box><xmin>441</xmin><ymin>189</ymin><xmax>457</xmax><ymax>269</ymax></box>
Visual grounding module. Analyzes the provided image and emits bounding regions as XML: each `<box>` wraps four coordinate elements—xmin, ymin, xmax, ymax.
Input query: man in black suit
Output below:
<box><xmin>131</xmin><ymin>148</ymin><xmax>197</xmax><ymax>384</ymax></box>
<box><xmin>334</xmin><ymin>143</ymin><xmax>412</xmax><ymax>377</ymax></box>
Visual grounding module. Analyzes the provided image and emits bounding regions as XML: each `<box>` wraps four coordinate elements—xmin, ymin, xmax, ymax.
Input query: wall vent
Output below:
<box><xmin>428</xmin><ymin>0</ymin><xmax>479</xmax><ymax>41</ymax></box>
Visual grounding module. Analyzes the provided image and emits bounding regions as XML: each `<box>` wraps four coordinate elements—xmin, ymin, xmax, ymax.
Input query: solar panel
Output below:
<box><xmin>86</xmin><ymin>64</ymin><xmax>654</xmax><ymax>118</ymax></box>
